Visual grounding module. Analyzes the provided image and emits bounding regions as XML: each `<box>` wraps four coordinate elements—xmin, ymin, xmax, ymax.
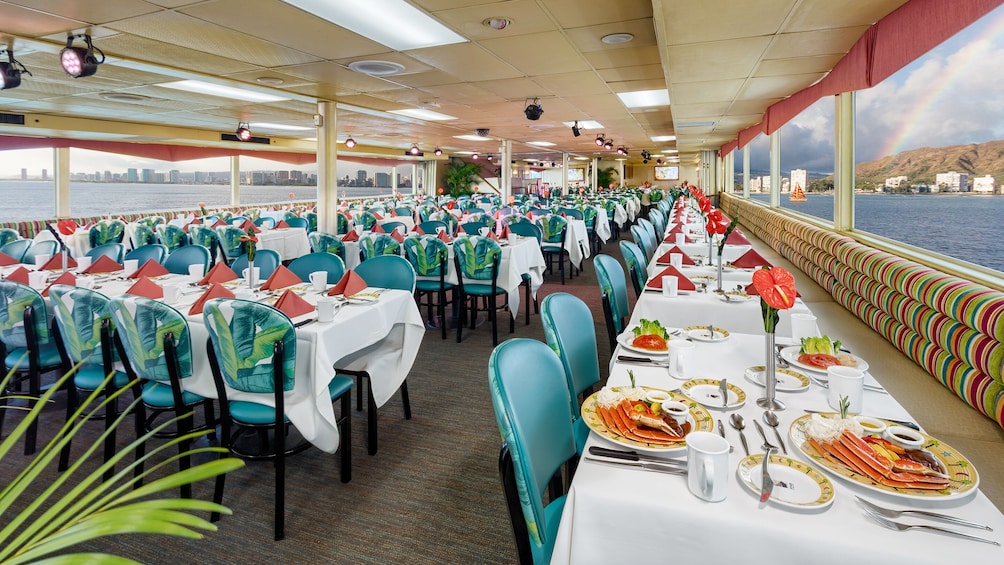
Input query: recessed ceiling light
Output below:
<box><xmin>256</xmin><ymin>76</ymin><xmax>285</xmax><ymax>85</ymax></box>
<box><xmin>454</xmin><ymin>135</ymin><xmax>492</xmax><ymax>141</ymax></box>
<box><xmin>280</xmin><ymin>0</ymin><xmax>466</xmax><ymax>51</ymax></box>
<box><xmin>483</xmin><ymin>17</ymin><xmax>510</xmax><ymax>30</ymax></box>
<box><xmin>573</xmin><ymin>157</ymin><xmax>590</xmax><ymax>161</ymax></box>
<box><xmin>601</xmin><ymin>33</ymin><xmax>634</xmax><ymax>45</ymax></box>
<box><xmin>252</xmin><ymin>122</ymin><xmax>313</xmax><ymax>131</ymax></box>
<box><xmin>159</xmin><ymin>80</ymin><xmax>287</xmax><ymax>103</ymax></box>
<box><xmin>651</xmin><ymin>135</ymin><xmax>676</xmax><ymax>142</ymax></box>
<box><xmin>389</xmin><ymin>108</ymin><xmax>457</xmax><ymax>121</ymax></box>
<box><xmin>348</xmin><ymin>60</ymin><xmax>406</xmax><ymax>76</ymax></box>
<box><xmin>662</xmin><ymin>149</ymin><xmax>679</xmax><ymax>154</ymax></box>
<box><xmin>617</xmin><ymin>89</ymin><xmax>670</xmax><ymax>108</ymax></box>
<box><xmin>98</xmin><ymin>92</ymin><xmax>154</xmax><ymax>103</ymax></box>
<box><xmin>527</xmin><ymin>141</ymin><xmax>555</xmax><ymax>147</ymax></box>
<box><xmin>562</xmin><ymin>120</ymin><xmax>603</xmax><ymax>130</ymax></box>
<box><xmin>677</xmin><ymin>121</ymin><xmax>717</xmax><ymax>128</ymax></box>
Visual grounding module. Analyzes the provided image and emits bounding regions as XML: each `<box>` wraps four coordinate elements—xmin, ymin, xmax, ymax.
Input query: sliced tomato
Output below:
<box><xmin>632</xmin><ymin>334</ymin><xmax>668</xmax><ymax>352</ymax></box>
<box><xmin>798</xmin><ymin>353</ymin><xmax>840</xmax><ymax>368</ymax></box>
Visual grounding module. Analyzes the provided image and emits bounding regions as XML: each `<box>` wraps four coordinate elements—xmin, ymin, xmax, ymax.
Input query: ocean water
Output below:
<box><xmin>748</xmin><ymin>192</ymin><xmax>1003</xmax><ymax>272</ymax></box>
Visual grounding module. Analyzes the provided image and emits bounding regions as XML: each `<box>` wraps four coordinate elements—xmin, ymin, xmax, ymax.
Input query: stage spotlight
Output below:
<box><xmin>472</xmin><ymin>153</ymin><xmax>480</xmax><ymax>160</ymax></box>
<box><xmin>572</xmin><ymin>121</ymin><xmax>581</xmax><ymax>137</ymax></box>
<box><xmin>595</xmin><ymin>134</ymin><xmax>605</xmax><ymax>147</ymax></box>
<box><xmin>0</xmin><ymin>49</ymin><xmax>30</xmax><ymax>90</ymax></box>
<box><xmin>344</xmin><ymin>136</ymin><xmax>357</xmax><ymax>148</ymax></box>
<box><xmin>616</xmin><ymin>146</ymin><xmax>626</xmax><ymax>155</ymax></box>
<box><xmin>603</xmin><ymin>140</ymin><xmax>613</xmax><ymax>151</ymax></box>
<box><xmin>486</xmin><ymin>154</ymin><xmax>493</xmax><ymax>161</ymax></box>
<box><xmin>60</xmin><ymin>34</ymin><xmax>104</xmax><ymax>78</ymax></box>
<box><xmin>656</xmin><ymin>159</ymin><xmax>663</xmax><ymax>165</ymax></box>
<box><xmin>551</xmin><ymin>162</ymin><xmax>557</xmax><ymax>167</ymax></box>
<box><xmin>235</xmin><ymin>122</ymin><xmax>252</xmax><ymax>142</ymax></box>
<box><xmin>409</xmin><ymin>144</ymin><xmax>421</xmax><ymax>155</ymax></box>
<box><xmin>434</xmin><ymin>147</ymin><xmax>443</xmax><ymax>156</ymax></box>
<box><xmin>524</xmin><ymin>98</ymin><xmax>543</xmax><ymax>120</ymax></box>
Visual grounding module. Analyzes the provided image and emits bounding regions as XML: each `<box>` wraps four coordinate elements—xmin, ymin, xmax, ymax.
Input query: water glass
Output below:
<box><xmin>667</xmin><ymin>339</ymin><xmax>694</xmax><ymax>379</ymax></box>
<box><xmin>790</xmin><ymin>312</ymin><xmax>819</xmax><ymax>342</ymax></box>
<box><xmin>662</xmin><ymin>275</ymin><xmax>678</xmax><ymax>297</ymax></box>
<box><xmin>188</xmin><ymin>264</ymin><xmax>204</xmax><ymax>281</ymax></box>
<box><xmin>669</xmin><ymin>253</ymin><xmax>683</xmax><ymax>269</ymax></box>
<box><xmin>827</xmin><ymin>366</ymin><xmax>864</xmax><ymax>413</ymax></box>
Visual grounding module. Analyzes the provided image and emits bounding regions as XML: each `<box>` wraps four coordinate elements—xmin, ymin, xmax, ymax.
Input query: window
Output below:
<box><xmin>0</xmin><ymin>148</ymin><xmax>54</xmax><ymax>221</ymax></box>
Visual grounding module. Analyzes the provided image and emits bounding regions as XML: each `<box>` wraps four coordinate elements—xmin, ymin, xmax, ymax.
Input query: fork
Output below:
<box><xmin>856</xmin><ymin>496</ymin><xmax>993</xmax><ymax>531</ymax></box>
<box><xmin>775</xmin><ymin>344</ymin><xmax>790</xmax><ymax>368</ymax></box>
<box><xmin>862</xmin><ymin>508</ymin><xmax>999</xmax><ymax>545</ymax></box>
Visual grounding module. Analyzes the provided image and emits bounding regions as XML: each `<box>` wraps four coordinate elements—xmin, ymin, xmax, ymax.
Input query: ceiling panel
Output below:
<box><xmin>565</xmin><ymin>18</ymin><xmax>657</xmax><ymax>52</ymax></box>
<box><xmin>740</xmin><ymin>73</ymin><xmax>823</xmax><ymax>100</ymax></box>
<box><xmin>432</xmin><ymin>0</ymin><xmax>557</xmax><ymax>39</ymax></box>
<box><xmin>765</xmin><ymin>27</ymin><xmax>869</xmax><ymax>58</ymax></box>
<box><xmin>661</xmin><ymin>0</ymin><xmax>798</xmax><ymax>44</ymax></box>
<box><xmin>480</xmin><ymin>31</ymin><xmax>590</xmax><ymax>76</ymax></box>
<box><xmin>532</xmin><ymin>71</ymin><xmax>609</xmax><ymax>97</ymax></box>
<box><xmin>542</xmin><ymin>0</ymin><xmax>653</xmax><ymax>28</ymax></box>
<box><xmin>786</xmin><ymin>0</ymin><xmax>909</xmax><ymax>30</ymax></box>
<box><xmin>666</xmin><ymin>36</ymin><xmax>773</xmax><ymax>83</ymax></box>
<box><xmin>597</xmin><ymin>64</ymin><xmax>664</xmax><ymax>83</ymax></box>
<box><xmin>583</xmin><ymin>45</ymin><xmax>661</xmax><ymax>70</ymax></box>
<box><xmin>0</xmin><ymin>2</ymin><xmax>85</xmax><ymax>36</ymax></box>
<box><xmin>3</xmin><ymin>0</ymin><xmax>161</xmax><ymax>24</ymax></box>
<box><xmin>406</xmin><ymin>43</ymin><xmax>523</xmax><ymax>82</ymax></box>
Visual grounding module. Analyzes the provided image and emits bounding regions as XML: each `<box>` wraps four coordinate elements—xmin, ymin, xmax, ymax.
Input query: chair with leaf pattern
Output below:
<box><xmin>619</xmin><ymin>240</ymin><xmax>648</xmax><ymax>299</ymax></box>
<box><xmin>203</xmin><ymin>298</ymin><xmax>353</xmax><ymax>539</ymax></box>
<box><xmin>86</xmin><ymin>242</ymin><xmax>126</xmax><ymax>264</ymax></box>
<box><xmin>89</xmin><ymin>219</ymin><xmax>126</xmax><ymax>248</ymax></box>
<box><xmin>22</xmin><ymin>239</ymin><xmax>58</xmax><ymax>265</ymax></box>
<box><xmin>359</xmin><ymin>233</ymin><xmax>400</xmax><ymax>262</ymax></box>
<box><xmin>1</xmin><ymin>238</ymin><xmax>32</xmax><ymax>262</ymax></box>
<box><xmin>308</xmin><ymin>231</ymin><xmax>345</xmax><ymax>260</ymax></box>
<box><xmin>303</xmin><ymin>211</ymin><xmax>318</xmax><ymax>233</ymax></box>
<box><xmin>581</xmin><ymin>205</ymin><xmax>600</xmax><ymax>255</ymax></box>
<box><xmin>0</xmin><ymin>281</ymin><xmax>64</xmax><ymax>454</ymax></box>
<box><xmin>417</xmin><ymin>204</ymin><xmax>438</xmax><ymax>223</ymax></box>
<box><xmin>352</xmin><ymin>211</ymin><xmax>378</xmax><ymax>231</ymax></box>
<box><xmin>404</xmin><ymin>235</ymin><xmax>453</xmax><ymax>339</ymax></box>
<box><xmin>336</xmin><ymin>213</ymin><xmax>350</xmax><ymax>235</ymax></box>
<box><xmin>130</xmin><ymin>222</ymin><xmax>158</xmax><ymax>249</ymax></box>
<box><xmin>453</xmin><ymin>235</ymin><xmax>513</xmax><ymax>346</ymax></box>
<box><xmin>157</xmin><ymin>223</ymin><xmax>190</xmax><ymax>252</ymax></box>
<box><xmin>0</xmin><ymin>228</ymin><xmax>21</xmax><ymax>247</ymax></box>
<box><xmin>108</xmin><ymin>295</ymin><xmax>222</xmax><ymax>506</ymax></box>
<box><xmin>189</xmin><ymin>224</ymin><xmax>221</xmax><ymax>267</ymax></box>
<box><xmin>603</xmin><ymin>200</ymin><xmax>621</xmax><ymax>240</ymax></box>
<box><xmin>535</xmin><ymin>215</ymin><xmax>570</xmax><ymax>285</ymax></box>
<box><xmin>215</xmin><ymin>225</ymin><xmax>247</xmax><ymax>265</ymax></box>
<box><xmin>593</xmin><ymin>254</ymin><xmax>631</xmax><ymax>354</ymax></box>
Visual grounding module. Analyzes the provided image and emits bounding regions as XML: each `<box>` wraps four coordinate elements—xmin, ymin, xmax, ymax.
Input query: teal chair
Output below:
<box><xmin>637</xmin><ymin>218</ymin><xmax>658</xmax><ymax>249</ymax></box>
<box><xmin>163</xmin><ymin>244</ymin><xmax>211</xmax><ymax>275</ymax></box>
<box><xmin>603</xmin><ymin>200</ymin><xmax>621</xmax><ymax>240</ymax></box>
<box><xmin>459</xmin><ymin>221</ymin><xmax>489</xmax><ymax>236</ymax></box>
<box><xmin>48</xmin><ymin>286</ymin><xmax>135</xmax><ymax>475</ymax></box>
<box><xmin>0</xmin><ymin>227</ymin><xmax>20</xmax><ymax>247</ymax></box>
<box><xmin>215</xmin><ymin>225</ymin><xmax>248</xmax><ymax>265</ymax></box>
<box><xmin>130</xmin><ymin>222</ymin><xmax>157</xmax><ymax>249</ymax></box>
<box><xmin>125</xmin><ymin>243</ymin><xmax>169</xmax><ymax>265</ymax></box>
<box><xmin>308</xmin><ymin>232</ymin><xmax>345</xmax><ymax>261</ymax></box>
<box><xmin>508</xmin><ymin>222</ymin><xmax>543</xmax><ymax>324</ymax></box>
<box><xmin>86</xmin><ymin>242</ymin><xmax>126</xmax><ymax>264</ymax></box>
<box><xmin>285</xmin><ymin>217</ymin><xmax>308</xmax><ymax>230</ymax></box>
<box><xmin>593</xmin><ymin>254</ymin><xmax>631</xmax><ymax>354</ymax></box>
<box><xmin>404</xmin><ymin>235</ymin><xmax>453</xmax><ymax>340</ymax></box>
<box><xmin>536</xmin><ymin>215</ymin><xmax>570</xmax><ymax>284</ymax></box>
<box><xmin>417</xmin><ymin>205</ymin><xmax>437</xmax><ymax>223</ymax></box>
<box><xmin>254</xmin><ymin>217</ymin><xmax>276</xmax><ymax>229</ymax></box>
<box><xmin>22</xmin><ymin>239</ymin><xmax>58</xmax><ymax>265</ymax></box>
<box><xmin>541</xmin><ymin>293</ymin><xmax>601</xmax><ymax>452</ymax></box>
<box><xmin>558</xmin><ymin>207</ymin><xmax>583</xmax><ymax>220</ymax></box>
<box><xmin>619</xmin><ymin>240</ymin><xmax>648</xmax><ymax>298</ymax></box>
<box><xmin>88</xmin><ymin>219</ymin><xmax>126</xmax><ymax>248</ymax></box>
<box><xmin>453</xmin><ymin>236</ymin><xmax>513</xmax><ymax>346</ymax></box>
<box><xmin>189</xmin><ymin>224</ymin><xmax>221</xmax><ymax>267</ymax></box>
<box><xmin>336</xmin><ymin>213</ymin><xmax>350</xmax><ymax>235</ymax></box>
<box><xmin>359</xmin><ymin>233</ymin><xmax>400</xmax><ymax>262</ymax></box>
<box><xmin>630</xmin><ymin>224</ymin><xmax>654</xmax><ymax>263</ymax></box>
<box><xmin>0</xmin><ymin>238</ymin><xmax>32</xmax><ymax>262</ymax></box>
<box><xmin>231</xmin><ymin>249</ymin><xmax>281</xmax><ymax>281</ymax></box>
<box><xmin>648</xmin><ymin>209</ymin><xmax>667</xmax><ymax>240</ymax></box>
<box><xmin>203</xmin><ymin>298</ymin><xmax>353</xmax><ymax>539</ymax></box>
<box><xmin>0</xmin><ymin>281</ymin><xmax>64</xmax><ymax>454</ymax></box>
<box><xmin>394</xmin><ymin>206</ymin><xmax>413</xmax><ymax>218</ymax></box>
<box><xmin>303</xmin><ymin>211</ymin><xmax>318</xmax><ymax>233</ymax></box>
<box><xmin>288</xmin><ymin>252</ymin><xmax>345</xmax><ymax>284</ymax></box>
<box><xmin>582</xmin><ymin>205</ymin><xmax>600</xmax><ymax>255</ymax></box>
<box><xmin>156</xmin><ymin>223</ymin><xmax>189</xmax><ymax>252</ymax></box>
<box><xmin>416</xmin><ymin>220</ymin><xmax>447</xmax><ymax>235</ymax></box>
<box><xmin>108</xmin><ymin>295</ymin><xmax>222</xmax><ymax>507</ymax></box>
<box><xmin>489</xmin><ymin>338</ymin><xmax>577</xmax><ymax>565</ymax></box>
<box><xmin>379</xmin><ymin>220</ymin><xmax>406</xmax><ymax>235</ymax></box>
<box><xmin>352</xmin><ymin>211</ymin><xmax>378</xmax><ymax>231</ymax></box>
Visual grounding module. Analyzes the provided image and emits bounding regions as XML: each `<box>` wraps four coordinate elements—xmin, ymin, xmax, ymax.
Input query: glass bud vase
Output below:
<box><xmin>716</xmin><ymin>252</ymin><xmax>724</xmax><ymax>293</ymax></box>
<box><xmin>756</xmin><ymin>331</ymin><xmax>786</xmax><ymax>410</ymax></box>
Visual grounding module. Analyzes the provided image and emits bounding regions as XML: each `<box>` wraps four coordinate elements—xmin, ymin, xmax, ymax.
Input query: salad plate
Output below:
<box><xmin>685</xmin><ymin>325</ymin><xmax>730</xmax><ymax>342</ymax></box>
<box><xmin>743</xmin><ymin>366</ymin><xmax>810</xmax><ymax>392</ymax></box>
<box><xmin>616</xmin><ymin>321</ymin><xmax>677</xmax><ymax>356</ymax></box>
<box><xmin>680</xmin><ymin>378</ymin><xmax>746</xmax><ymax>409</ymax></box>
<box><xmin>581</xmin><ymin>386</ymin><xmax>713</xmax><ymax>454</ymax></box>
<box><xmin>737</xmin><ymin>453</ymin><xmax>835</xmax><ymax>510</ymax></box>
<box><xmin>779</xmin><ymin>345</ymin><xmax>869</xmax><ymax>375</ymax></box>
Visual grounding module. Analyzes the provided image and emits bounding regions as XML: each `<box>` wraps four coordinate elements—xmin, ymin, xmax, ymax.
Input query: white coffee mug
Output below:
<box><xmin>669</xmin><ymin>253</ymin><xmax>683</xmax><ymax>269</ymax></box>
<box><xmin>675</xmin><ymin>233</ymin><xmax>685</xmax><ymax>245</ymax></box>
<box><xmin>28</xmin><ymin>270</ymin><xmax>47</xmax><ymax>288</ymax></box>
<box><xmin>75</xmin><ymin>256</ymin><xmax>92</xmax><ymax>271</ymax></box>
<box><xmin>188</xmin><ymin>264</ymin><xmax>204</xmax><ymax>281</ymax></box>
<box><xmin>163</xmin><ymin>283</ymin><xmax>182</xmax><ymax>304</ymax></box>
<box><xmin>790</xmin><ymin>312</ymin><xmax>819</xmax><ymax>342</ymax></box>
<box><xmin>316</xmin><ymin>297</ymin><xmax>337</xmax><ymax>322</ymax></box>
<box><xmin>827</xmin><ymin>365</ymin><xmax>864</xmax><ymax>413</ymax></box>
<box><xmin>662</xmin><ymin>275</ymin><xmax>679</xmax><ymax>297</ymax></box>
<box><xmin>77</xmin><ymin>276</ymin><xmax>94</xmax><ymax>289</ymax></box>
<box><xmin>123</xmin><ymin>259</ymin><xmax>139</xmax><ymax>276</ymax></box>
<box><xmin>34</xmin><ymin>254</ymin><xmax>51</xmax><ymax>268</ymax></box>
<box><xmin>354</xmin><ymin>225</ymin><xmax>364</xmax><ymax>235</ymax></box>
<box><xmin>667</xmin><ymin>339</ymin><xmax>695</xmax><ymax>379</ymax></box>
<box><xmin>309</xmin><ymin>270</ymin><xmax>327</xmax><ymax>291</ymax></box>
<box><xmin>478</xmin><ymin>226</ymin><xmax>490</xmax><ymax>237</ymax></box>
<box><xmin>508</xmin><ymin>233</ymin><xmax>518</xmax><ymax>245</ymax></box>
<box><xmin>241</xmin><ymin>267</ymin><xmax>261</xmax><ymax>286</ymax></box>
<box><xmin>686</xmin><ymin>431</ymin><xmax>730</xmax><ymax>502</ymax></box>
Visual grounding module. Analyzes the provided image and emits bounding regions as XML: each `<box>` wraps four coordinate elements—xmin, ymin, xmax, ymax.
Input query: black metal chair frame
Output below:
<box><xmin>498</xmin><ymin>443</ymin><xmax>574</xmax><ymax>565</ymax></box>
<box><xmin>412</xmin><ymin>253</ymin><xmax>454</xmax><ymax>340</ymax></box>
<box><xmin>540</xmin><ymin>225</ymin><xmax>570</xmax><ymax>285</ymax></box>
<box><xmin>455</xmin><ymin>252</ymin><xmax>514</xmax><ymax>346</ymax></box>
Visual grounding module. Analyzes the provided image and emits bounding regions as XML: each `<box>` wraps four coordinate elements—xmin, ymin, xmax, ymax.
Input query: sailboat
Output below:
<box><xmin>790</xmin><ymin>184</ymin><xmax>807</xmax><ymax>202</ymax></box>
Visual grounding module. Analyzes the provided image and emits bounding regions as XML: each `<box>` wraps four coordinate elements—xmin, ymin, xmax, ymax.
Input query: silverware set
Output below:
<box><xmin>856</xmin><ymin>497</ymin><xmax>997</xmax><ymax>545</ymax></box>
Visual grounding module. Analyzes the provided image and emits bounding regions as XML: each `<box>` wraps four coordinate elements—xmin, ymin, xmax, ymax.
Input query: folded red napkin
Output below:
<box><xmin>240</xmin><ymin>219</ymin><xmax>261</xmax><ymax>233</ymax></box>
<box><xmin>487</xmin><ymin>230</ymin><xmax>500</xmax><ymax>242</ymax></box>
<box><xmin>127</xmin><ymin>259</ymin><xmax>169</xmax><ymax>279</ymax></box>
<box><xmin>446</xmin><ymin>201</ymin><xmax>456</xmax><ymax>210</ymax></box>
<box><xmin>726</xmin><ymin>230</ymin><xmax>751</xmax><ymax>245</ymax></box>
<box><xmin>730</xmin><ymin>249</ymin><xmax>771</xmax><ymax>269</ymax></box>
<box><xmin>188</xmin><ymin>283</ymin><xmax>236</xmax><ymax>315</ymax></box>
<box><xmin>341</xmin><ymin>230</ymin><xmax>360</xmax><ymax>242</ymax></box>
<box><xmin>526</xmin><ymin>212</ymin><xmax>533</xmax><ymax>220</ymax></box>
<box><xmin>42</xmin><ymin>271</ymin><xmax>77</xmax><ymax>297</ymax></box>
<box><xmin>499</xmin><ymin>224</ymin><xmax>510</xmax><ymax>239</ymax></box>
<box><xmin>274</xmin><ymin>220</ymin><xmax>289</xmax><ymax>229</ymax></box>
<box><xmin>189</xmin><ymin>218</ymin><xmax>202</xmax><ymax>225</ymax></box>
<box><xmin>6</xmin><ymin>266</ymin><xmax>30</xmax><ymax>284</ymax></box>
<box><xmin>655</xmin><ymin>246</ymin><xmax>695</xmax><ymax>265</ymax></box>
<box><xmin>328</xmin><ymin>270</ymin><xmax>368</xmax><ymax>296</ymax></box>
<box><xmin>213</xmin><ymin>219</ymin><xmax>228</xmax><ymax>228</ymax></box>
<box><xmin>437</xmin><ymin>230</ymin><xmax>452</xmax><ymax>244</ymax></box>
<box><xmin>57</xmin><ymin>219</ymin><xmax>78</xmax><ymax>235</ymax></box>
<box><xmin>40</xmin><ymin>254</ymin><xmax>77</xmax><ymax>271</ymax></box>
<box><xmin>372</xmin><ymin>211</ymin><xmax>383</xmax><ymax>220</ymax></box>
<box><xmin>371</xmin><ymin>223</ymin><xmax>385</xmax><ymax>233</ymax></box>
<box><xmin>390</xmin><ymin>230</ymin><xmax>404</xmax><ymax>243</ymax></box>
<box><xmin>125</xmin><ymin>277</ymin><xmax>164</xmax><ymax>299</ymax></box>
<box><xmin>82</xmin><ymin>255</ymin><xmax>123</xmax><ymax>274</ymax></box>
<box><xmin>0</xmin><ymin>251</ymin><xmax>18</xmax><ymax>267</ymax></box>
<box><xmin>647</xmin><ymin>265</ymin><xmax>696</xmax><ymax>291</ymax></box>
<box><xmin>199</xmin><ymin>263</ymin><xmax>238</xmax><ymax>285</ymax></box>
<box><xmin>413</xmin><ymin>225</ymin><xmax>425</xmax><ymax>235</ymax></box>
<box><xmin>273</xmin><ymin>289</ymin><xmax>315</xmax><ymax>319</ymax></box>
<box><xmin>259</xmin><ymin>265</ymin><xmax>301</xmax><ymax>291</ymax></box>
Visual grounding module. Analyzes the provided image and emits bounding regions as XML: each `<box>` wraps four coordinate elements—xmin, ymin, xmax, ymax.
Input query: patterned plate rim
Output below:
<box><xmin>743</xmin><ymin>366</ymin><xmax>811</xmax><ymax>392</ymax></box>
<box><xmin>581</xmin><ymin>386</ymin><xmax>713</xmax><ymax>454</ymax></box>
<box><xmin>684</xmin><ymin>325</ymin><xmax>730</xmax><ymax>341</ymax></box>
<box><xmin>736</xmin><ymin>453</ymin><xmax>835</xmax><ymax>509</ymax></box>
<box><xmin>681</xmin><ymin>378</ymin><xmax>747</xmax><ymax>408</ymax></box>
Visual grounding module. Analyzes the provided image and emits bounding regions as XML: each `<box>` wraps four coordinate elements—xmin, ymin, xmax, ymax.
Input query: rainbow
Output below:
<box><xmin>879</xmin><ymin>8</ymin><xmax>1004</xmax><ymax>159</ymax></box>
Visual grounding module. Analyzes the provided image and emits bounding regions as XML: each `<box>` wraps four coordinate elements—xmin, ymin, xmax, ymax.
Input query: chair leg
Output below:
<box><xmin>456</xmin><ymin>291</ymin><xmax>464</xmax><ymax>343</ymax></box>
<box><xmin>339</xmin><ymin>392</ymin><xmax>352</xmax><ymax>483</ymax></box>
<box><xmin>275</xmin><ymin>424</ymin><xmax>286</xmax><ymax>541</ymax></box>
<box><xmin>367</xmin><ymin>385</ymin><xmax>378</xmax><ymax>456</ymax></box>
<box><xmin>102</xmin><ymin>385</ymin><xmax>118</xmax><ymax>482</ymax></box>
<box><xmin>25</xmin><ymin>369</ymin><xmax>41</xmax><ymax>455</ymax></box>
<box><xmin>400</xmin><ymin>380</ymin><xmax>412</xmax><ymax>420</ymax></box>
<box><xmin>58</xmin><ymin>384</ymin><xmax>79</xmax><ymax>471</ymax></box>
<box><xmin>438</xmin><ymin>288</ymin><xmax>447</xmax><ymax>339</ymax></box>
<box><xmin>489</xmin><ymin>294</ymin><xmax>498</xmax><ymax>346</ymax></box>
<box><xmin>523</xmin><ymin>281</ymin><xmax>530</xmax><ymax>325</ymax></box>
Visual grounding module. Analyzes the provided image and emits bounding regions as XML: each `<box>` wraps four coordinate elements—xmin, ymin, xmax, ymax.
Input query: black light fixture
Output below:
<box><xmin>595</xmin><ymin>134</ymin><xmax>605</xmax><ymax>147</ymax></box>
<box><xmin>434</xmin><ymin>147</ymin><xmax>443</xmax><ymax>156</ymax></box>
<box><xmin>524</xmin><ymin>97</ymin><xmax>543</xmax><ymax>120</ymax></box>
<box><xmin>616</xmin><ymin>146</ymin><xmax>627</xmax><ymax>156</ymax></box>
<box><xmin>603</xmin><ymin>140</ymin><xmax>613</xmax><ymax>151</ymax></box>
<box><xmin>235</xmin><ymin>122</ymin><xmax>252</xmax><ymax>142</ymax></box>
<box><xmin>344</xmin><ymin>136</ymin><xmax>357</xmax><ymax>148</ymax></box>
<box><xmin>60</xmin><ymin>34</ymin><xmax>104</xmax><ymax>78</ymax></box>
<box><xmin>571</xmin><ymin>121</ymin><xmax>581</xmax><ymax>137</ymax></box>
<box><xmin>0</xmin><ymin>48</ymin><xmax>30</xmax><ymax>90</ymax></box>
<box><xmin>656</xmin><ymin>158</ymin><xmax>663</xmax><ymax>165</ymax></box>
<box><xmin>409</xmin><ymin>143</ymin><xmax>421</xmax><ymax>155</ymax></box>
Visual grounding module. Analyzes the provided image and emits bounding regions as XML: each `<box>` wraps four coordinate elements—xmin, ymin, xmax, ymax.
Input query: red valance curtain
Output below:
<box><xmin>721</xmin><ymin>0</ymin><xmax>1004</xmax><ymax>156</ymax></box>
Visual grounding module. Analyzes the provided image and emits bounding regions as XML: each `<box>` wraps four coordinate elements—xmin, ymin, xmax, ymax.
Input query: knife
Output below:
<box><xmin>716</xmin><ymin>419</ymin><xmax>734</xmax><ymax>453</ymax></box>
<box><xmin>719</xmin><ymin>378</ymin><xmax>728</xmax><ymax>408</ymax></box>
<box><xmin>584</xmin><ymin>455</ymin><xmax>688</xmax><ymax>476</ymax></box>
<box><xmin>802</xmin><ymin>409</ymin><xmax>921</xmax><ymax>431</ymax></box>
<box><xmin>760</xmin><ymin>447</ymin><xmax>775</xmax><ymax>503</ymax></box>
<box><xmin>588</xmin><ymin>446</ymin><xmax>687</xmax><ymax>466</ymax></box>
<box><xmin>616</xmin><ymin>355</ymin><xmax>671</xmax><ymax>367</ymax></box>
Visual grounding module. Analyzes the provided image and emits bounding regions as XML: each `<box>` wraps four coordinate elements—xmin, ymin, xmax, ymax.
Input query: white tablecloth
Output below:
<box><xmin>565</xmin><ymin>219</ymin><xmax>589</xmax><ymax>268</ymax></box>
<box><xmin>257</xmin><ymin>227</ymin><xmax>310</xmax><ymax>261</ymax></box>
<box><xmin>594</xmin><ymin>208</ymin><xmax>611</xmax><ymax>243</ymax></box>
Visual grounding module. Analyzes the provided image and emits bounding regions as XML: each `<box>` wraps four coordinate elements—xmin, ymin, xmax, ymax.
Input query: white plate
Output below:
<box><xmin>616</xmin><ymin>325</ymin><xmax>676</xmax><ymax>356</ymax></box>
<box><xmin>685</xmin><ymin>325</ymin><xmax>730</xmax><ymax>342</ymax></box>
<box><xmin>736</xmin><ymin>454</ymin><xmax>835</xmax><ymax>510</ymax></box>
<box><xmin>743</xmin><ymin>366</ymin><xmax>811</xmax><ymax>392</ymax></box>
<box><xmin>718</xmin><ymin>292</ymin><xmax>754</xmax><ymax>303</ymax></box>
<box><xmin>346</xmin><ymin>294</ymin><xmax>379</xmax><ymax>305</ymax></box>
<box><xmin>680</xmin><ymin>379</ymin><xmax>746</xmax><ymax>409</ymax></box>
<box><xmin>779</xmin><ymin>345</ymin><xmax>869</xmax><ymax>375</ymax></box>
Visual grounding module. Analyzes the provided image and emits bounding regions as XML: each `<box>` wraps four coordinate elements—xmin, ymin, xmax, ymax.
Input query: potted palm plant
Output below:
<box><xmin>444</xmin><ymin>160</ymin><xmax>481</xmax><ymax>197</ymax></box>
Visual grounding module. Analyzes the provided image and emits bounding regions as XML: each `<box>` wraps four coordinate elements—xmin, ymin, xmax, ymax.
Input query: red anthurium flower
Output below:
<box><xmin>705</xmin><ymin>209</ymin><xmax>730</xmax><ymax>235</ymax></box>
<box><xmin>699</xmin><ymin>196</ymin><xmax>712</xmax><ymax>214</ymax></box>
<box><xmin>752</xmin><ymin>267</ymin><xmax>797</xmax><ymax>310</ymax></box>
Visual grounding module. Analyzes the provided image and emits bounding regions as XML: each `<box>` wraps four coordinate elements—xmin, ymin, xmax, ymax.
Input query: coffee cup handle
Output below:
<box><xmin>702</xmin><ymin>458</ymin><xmax>713</xmax><ymax>497</ymax></box>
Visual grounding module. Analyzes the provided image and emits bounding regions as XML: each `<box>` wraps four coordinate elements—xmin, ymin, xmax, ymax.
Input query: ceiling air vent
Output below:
<box><xmin>348</xmin><ymin>60</ymin><xmax>405</xmax><ymax>76</ymax></box>
<box><xmin>0</xmin><ymin>112</ymin><xmax>26</xmax><ymax>125</ymax></box>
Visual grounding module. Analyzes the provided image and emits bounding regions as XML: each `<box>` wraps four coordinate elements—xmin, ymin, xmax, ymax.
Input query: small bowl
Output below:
<box><xmin>885</xmin><ymin>425</ymin><xmax>924</xmax><ymax>450</ymax></box>
<box><xmin>853</xmin><ymin>415</ymin><xmax>887</xmax><ymax>436</ymax></box>
<box><xmin>646</xmin><ymin>390</ymin><xmax>671</xmax><ymax>404</ymax></box>
<box><xmin>661</xmin><ymin>400</ymin><xmax>689</xmax><ymax>424</ymax></box>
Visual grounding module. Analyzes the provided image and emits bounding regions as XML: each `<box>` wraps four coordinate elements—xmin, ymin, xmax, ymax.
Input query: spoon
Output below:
<box><xmin>729</xmin><ymin>413</ymin><xmax>749</xmax><ymax>456</ymax></box>
<box><xmin>762</xmin><ymin>411</ymin><xmax>787</xmax><ymax>454</ymax></box>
